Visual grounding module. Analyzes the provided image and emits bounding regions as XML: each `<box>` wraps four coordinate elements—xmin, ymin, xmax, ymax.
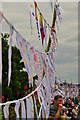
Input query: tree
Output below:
<box><xmin>1</xmin><ymin>33</ymin><xmax>28</xmax><ymax>102</ymax></box>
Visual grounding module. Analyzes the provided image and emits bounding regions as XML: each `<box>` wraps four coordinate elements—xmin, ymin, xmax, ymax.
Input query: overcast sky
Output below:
<box><xmin>1</xmin><ymin>1</ymin><xmax>78</xmax><ymax>84</ymax></box>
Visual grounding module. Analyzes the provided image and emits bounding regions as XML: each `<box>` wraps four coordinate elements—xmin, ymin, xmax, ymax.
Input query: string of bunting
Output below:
<box><xmin>0</xmin><ymin>8</ymin><xmax>55</xmax><ymax>93</ymax></box>
<box><xmin>25</xmin><ymin>0</ymin><xmax>62</xmax><ymax>52</ymax></box>
<box><xmin>0</xmin><ymin>83</ymin><xmax>42</xmax><ymax>106</ymax></box>
<box><xmin>0</xmin><ymin>1</ymin><xmax>63</xmax><ymax>118</ymax></box>
<box><xmin>0</xmin><ymin>11</ymin><xmax>55</xmax><ymax>119</ymax></box>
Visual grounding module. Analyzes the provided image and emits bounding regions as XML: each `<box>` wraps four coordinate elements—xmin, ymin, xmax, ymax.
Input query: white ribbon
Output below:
<box><xmin>8</xmin><ymin>25</ymin><xmax>14</xmax><ymax>86</ymax></box>
<box><xmin>14</xmin><ymin>101</ymin><xmax>20</xmax><ymax>119</ymax></box>
<box><xmin>3</xmin><ymin>103</ymin><xmax>10</xmax><ymax>119</ymax></box>
<box><xmin>21</xmin><ymin>100</ymin><xmax>26</xmax><ymax>119</ymax></box>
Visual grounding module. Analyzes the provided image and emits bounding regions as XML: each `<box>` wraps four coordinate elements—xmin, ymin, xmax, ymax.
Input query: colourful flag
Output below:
<box><xmin>16</xmin><ymin>33</ymin><xmax>32</xmax><ymax>85</ymax></box>
<box><xmin>34</xmin><ymin>1</ymin><xmax>40</xmax><ymax>40</ymax></box>
<box><xmin>39</xmin><ymin>13</ymin><xmax>45</xmax><ymax>44</ymax></box>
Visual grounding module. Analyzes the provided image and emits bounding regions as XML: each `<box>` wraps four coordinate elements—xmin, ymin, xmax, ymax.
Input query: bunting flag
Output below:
<box><xmin>49</xmin><ymin>0</ymin><xmax>54</xmax><ymax>12</ymax></box>
<box><xmin>37</xmin><ymin>88</ymin><xmax>42</xmax><ymax>105</ymax></box>
<box><xmin>26</xmin><ymin>0</ymin><xmax>34</xmax><ymax>17</ymax></box>
<box><xmin>42</xmin><ymin>76</ymin><xmax>51</xmax><ymax>103</ymax></box>
<box><xmin>8</xmin><ymin>25</ymin><xmax>14</xmax><ymax>86</ymax></box>
<box><xmin>40</xmin><ymin>86</ymin><xmax>50</xmax><ymax>117</ymax></box>
<box><xmin>46</xmin><ymin>52</ymin><xmax>55</xmax><ymax>72</ymax></box>
<box><xmin>55</xmin><ymin>1</ymin><xmax>62</xmax><ymax>29</ymax></box>
<box><xmin>50</xmin><ymin>29</ymin><xmax>58</xmax><ymax>49</ymax></box>
<box><xmin>3</xmin><ymin>104</ymin><xmax>10</xmax><ymax>119</ymax></box>
<box><xmin>0</xmin><ymin>33</ymin><xmax>2</xmax><ymax>85</ymax></box>
<box><xmin>30</xmin><ymin>47</ymin><xmax>41</xmax><ymax>82</ymax></box>
<box><xmin>16</xmin><ymin>33</ymin><xmax>33</xmax><ymax>85</ymax></box>
<box><xmin>0</xmin><ymin>11</ymin><xmax>3</xmax><ymax>23</ymax></box>
<box><xmin>0</xmin><ymin>12</ymin><xmax>2</xmax><ymax>85</ymax></box>
<box><xmin>33</xmin><ymin>95</ymin><xmax>38</xmax><ymax>118</ymax></box>
<box><xmin>14</xmin><ymin>101</ymin><xmax>20</xmax><ymax>119</ymax></box>
<box><xmin>26</xmin><ymin>96</ymin><xmax>34</xmax><ymax>118</ymax></box>
<box><xmin>40</xmin><ymin>53</ymin><xmax>48</xmax><ymax>76</ymax></box>
<box><xmin>26</xmin><ymin>45</ymin><xmax>33</xmax><ymax>86</ymax></box>
<box><xmin>39</xmin><ymin>13</ymin><xmax>45</xmax><ymax>45</ymax></box>
<box><xmin>34</xmin><ymin>1</ymin><xmax>40</xmax><ymax>41</ymax></box>
<box><xmin>26</xmin><ymin>0</ymin><xmax>40</xmax><ymax>39</ymax></box>
<box><xmin>37</xmin><ymin>52</ymin><xmax>44</xmax><ymax>81</ymax></box>
<box><xmin>44</xmin><ymin>21</ymin><xmax>47</xmax><ymax>48</ymax></box>
<box><xmin>30</xmin><ymin>11</ymin><xmax>33</xmax><ymax>35</ymax></box>
<box><xmin>21</xmin><ymin>100</ymin><xmax>26</xmax><ymax>119</ymax></box>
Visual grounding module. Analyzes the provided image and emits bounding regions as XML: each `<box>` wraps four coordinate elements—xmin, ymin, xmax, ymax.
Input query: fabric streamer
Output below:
<box><xmin>0</xmin><ymin>31</ymin><xmax>2</xmax><ymax>85</ymax></box>
<box><xmin>16</xmin><ymin>33</ymin><xmax>32</xmax><ymax>85</ymax></box>
<box><xmin>43</xmin><ymin>21</ymin><xmax>47</xmax><ymax>48</ymax></box>
<box><xmin>26</xmin><ymin>45</ymin><xmax>33</xmax><ymax>86</ymax></box>
<box><xmin>3</xmin><ymin>103</ymin><xmax>10</xmax><ymax>119</ymax></box>
<box><xmin>26</xmin><ymin>96</ymin><xmax>34</xmax><ymax>118</ymax></box>
<box><xmin>14</xmin><ymin>101</ymin><xmax>20</xmax><ymax>119</ymax></box>
<box><xmin>39</xmin><ymin>13</ymin><xmax>45</xmax><ymax>45</ymax></box>
<box><xmin>0</xmin><ymin>11</ymin><xmax>3</xmax><ymax>23</ymax></box>
<box><xmin>33</xmin><ymin>95</ymin><xmax>38</xmax><ymax>118</ymax></box>
<box><xmin>0</xmin><ymin>12</ymin><xmax>2</xmax><ymax>85</ymax></box>
<box><xmin>34</xmin><ymin>1</ymin><xmax>40</xmax><ymax>41</ymax></box>
<box><xmin>30</xmin><ymin>11</ymin><xmax>33</xmax><ymax>35</ymax></box>
<box><xmin>49</xmin><ymin>0</ymin><xmax>54</xmax><ymax>12</ymax></box>
<box><xmin>8</xmin><ymin>25</ymin><xmax>14</xmax><ymax>86</ymax></box>
<box><xmin>21</xmin><ymin>100</ymin><xmax>26</xmax><ymax>119</ymax></box>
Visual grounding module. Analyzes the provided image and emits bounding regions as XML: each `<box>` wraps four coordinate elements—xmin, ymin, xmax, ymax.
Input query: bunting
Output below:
<box><xmin>21</xmin><ymin>100</ymin><xmax>26</xmax><ymax>119</ymax></box>
<box><xmin>3</xmin><ymin>103</ymin><xmax>10</xmax><ymax>119</ymax></box>
<box><xmin>44</xmin><ymin>21</ymin><xmax>47</xmax><ymax>48</ymax></box>
<box><xmin>33</xmin><ymin>95</ymin><xmax>38</xmax><ymax>118</ymax></box>
<box><xmin>0</xmin><ymin>12</ymin><xmax>2</xmax><ymax>85</ymax></box>
<box><xmin>34</xmin><ymin>1</ymin><xmax>40</xmax><ymax>40</ymax></box>
<box><xmin>0</xmin><ymin>11</ymin><xmax>3</xmax><ymax>23</ymax></box>
<box><xmin>16</xmin><ymin>33</ymin><xmax>33</xmax><ymax>85</ymax></box>
<box><xmin>14</xmin><ymin>101</ymin><xmax>20</xmax><ymax>119</ymax></box>
<box><xmin>25</xmin><ymin>0</ymin><xmax>62</xmax><ymax>52</ymax></box>
<box><xmin>26</xmin><ymin>96</ymin><xmax>34</xmax><ymax>118</ymax></box>
<box><xmin>0</xmin><ymin>32</ymin><xmax>2</xmax><ymax>85</ymax></box>
<box><xmin>26</xmin><ymin>45</ymin><xmax>33</xmax><ymax>86</ymax></box>
<box><xmin>0</xmin><ymin>1</ymin><xmax>64</xmax><ymax>119</ymax></box>
<box><xmin>49</xmin><ymin>0</ymin><xmax>54</xmax><ymax>12</ymax></box>
<box><xmin>8</xmin><ymin>25</ymin><xmax>14</xmax><ymax>86</ymax></box>
<box><xmin>30</xmin><ymin>47</ymin><xmax>41</xmax><ymax>82</ymax></box>
<box><xmin>39</xmin><ymin>13</ymin><xmax>45</xmax><ymax>45</ymax></box>
<box><xmin>55</xmin><ymin>0</ymin><xmax>62</xmax><ymax>29</ymax></box>
<box><xmin>30</xmin><ymin>11</ymin><xmax>33</xmax><ymax>35</ymax></box>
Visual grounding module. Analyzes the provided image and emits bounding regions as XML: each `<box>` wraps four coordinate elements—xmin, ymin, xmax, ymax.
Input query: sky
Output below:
<box><xmin>0</xmin><ymin>1</ymin><xmax>78</xmax><ymax>84</ymax></box>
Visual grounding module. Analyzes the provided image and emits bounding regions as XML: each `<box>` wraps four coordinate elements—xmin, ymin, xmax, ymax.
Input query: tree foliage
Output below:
<box><xmin>2</xmin><ymin>33</ymin><xmax>29</xmax><ymax>102</ymax></box>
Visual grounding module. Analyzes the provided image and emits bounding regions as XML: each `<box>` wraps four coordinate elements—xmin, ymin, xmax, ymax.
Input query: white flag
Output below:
<box><xmin>0</xmin><ymin>11</ymin><xmax>3</xmax><ymax>23</ymax></box>
<box><xmin>16</xmin><ymin>32</ymin><xmax>32</xmax><ymax>84</ymax></box>
<box><xmin>3</xmin><ymin>103</ymin><xmax>10</xmax><ymax>119</ymax></box>
<box><xmin>14</xmin><ymin>101</ymin><xmax>20</xmax><ymax>119</ymax></box>
<box><xmin>21</xmin><ymin>100</ymin><xmax>26</xmax><ymax>119</ymax></box>
<box><xmin>26</xmin><ymin>96</ymin><xmax>34</xmax><ymax>118</ymax></box>
<box><xmin>33</xmin><ymin>96</ymin><xmax>38</xmax><ymax>118</ymax></box>
<box><xmin>0</xmin><ymin>33</ymin><xmax>2</xmax><ymax>84</ymax></box>
<box><xmin>8</xmin><ymin>25</ymin><xmax>14</xmax><ymax>86</ymax></box>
